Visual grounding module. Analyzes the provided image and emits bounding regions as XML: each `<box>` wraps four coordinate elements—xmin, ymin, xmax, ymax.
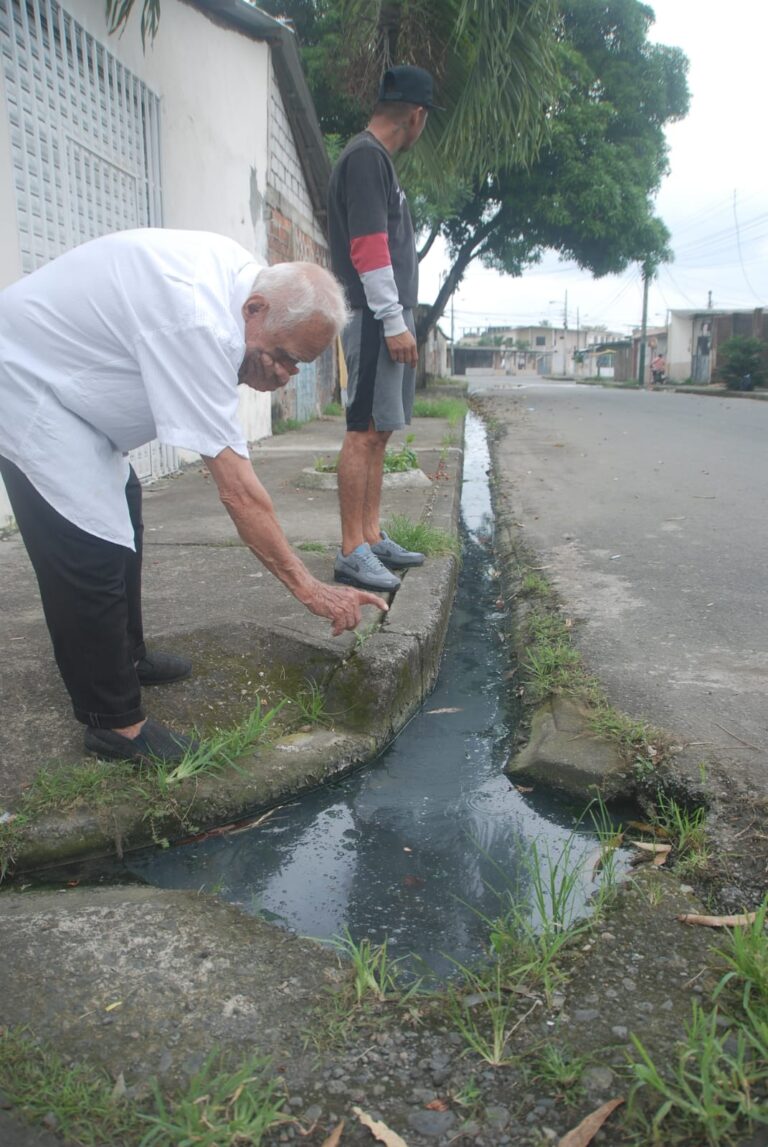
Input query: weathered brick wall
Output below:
<box><xmin>266</xmin><ymin>63</ymin><xmax>337</xmax><ymax>422</ymax></box>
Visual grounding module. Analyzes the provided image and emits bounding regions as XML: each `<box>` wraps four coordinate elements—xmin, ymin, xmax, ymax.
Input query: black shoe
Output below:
<box><xmin>135</xmin><ymin>650</ymin><xmax>192</xmax><ymax>686</ymax></box>
<box><xmin>84</xmin><ymin>718</ymin><xmax>199</xmax><ymax>766</ymax></box>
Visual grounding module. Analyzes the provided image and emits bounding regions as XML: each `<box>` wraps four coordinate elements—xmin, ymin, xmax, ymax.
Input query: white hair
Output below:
<box><xmin>251</xmin><ymin>261</ymin><xmax>350</xmax><ymax>335</ymax></box>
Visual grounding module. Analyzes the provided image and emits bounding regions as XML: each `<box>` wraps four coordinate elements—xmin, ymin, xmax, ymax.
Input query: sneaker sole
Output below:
<box><xmin>374</xmin><ymin>555</ymin><xmax>425</xmax><ymax>570</ymax></box>
<box><xmin>334</xmin><ymin>571</ymin><xmax>400</xmax><ymax>593</ymax></box>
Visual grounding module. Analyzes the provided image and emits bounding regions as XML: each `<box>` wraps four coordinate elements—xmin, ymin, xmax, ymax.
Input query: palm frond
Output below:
<box><xmin>105</xmin><ymin>0</ymin><xmax>160</xmax><ymax>48</ymax></box>
<box><xmin>337</xmin><ymin>0</ymin><xmax>559</xmax><ymax>183</ymax></box>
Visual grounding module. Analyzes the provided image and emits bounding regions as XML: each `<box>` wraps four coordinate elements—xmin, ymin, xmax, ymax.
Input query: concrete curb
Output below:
<box><xmin>297</xmin><ymin>467</ymin><xmax>433</xmax><ymax>490</ymax></box>
<box><xmin>672</xmin><ymin>386</ymin><xmax>768</xmax><ymax>400</ymax></box>
<box><xmin>6</xmin><ymin>426</ymin><xmax>464</xmax><ymax>876</ymax></box>
<box><xmin>484</xmin><ymin>415</ymin><xmax>634</xmax><ymax>803</ymax></box>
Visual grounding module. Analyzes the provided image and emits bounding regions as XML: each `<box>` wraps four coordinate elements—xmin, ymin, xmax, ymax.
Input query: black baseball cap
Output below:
<box><xmin>378</xmin><ymin>65</ymin><xmax>444</xmax><ymax>111</ymax></box>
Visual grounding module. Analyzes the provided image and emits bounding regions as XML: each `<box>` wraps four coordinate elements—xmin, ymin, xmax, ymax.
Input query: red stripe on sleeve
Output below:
<box><xmin>350</xmin><ymin>233</ymin><xmax>391</xmax><ymax>274</ymax></box>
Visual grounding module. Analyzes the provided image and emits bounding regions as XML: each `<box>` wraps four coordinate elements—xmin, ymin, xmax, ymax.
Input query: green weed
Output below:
<box><xmin>384</xmin><ymin>514</ymin><xmax>460</xmax><ymax>558</ymax></box>
<box><xmin>523</xmin><ymin>637</ymin><xmax>582</xmax><ymax>701</ymax></box>
<box><xmin>141</xmin><ymin>1052</ymin><xmax>289</xmax><ymax>1145</ymax></box>
<box><xmin>322</xmin><ymin>402</ymin><xmax>344</xmax><ymax>416</ymax></box>
<box><xmin>323</xmin><ymin>928</ymin><xmax>413</xmax><ymax>1005</ymax></box>
<box><xmin>0</xmin><ymin>1028</ymin><xmax>145</xmax><ymax>1143</ymax></box>
<box><xmin>627</xmin><ymin>1003</ymin><xmax>768</xmax><ymax>1145</ymax></box>
<box><xmin>652</xmin><ymin>792</ymin><xmax>709</xmax><ymax>874</ymax></box>
<box><xmin>0</xmin><ymin>703</ymin><xmax>285</xmax><ymax>876</ymax></box>
<box><xmin>382</xmin><ymin>439</ymin><xmax>419</xmax><ymax>472</ymax></box>
<box><xmin>296</xmin><ymin>541</ymin><xmax>327</xmax><ymax>553</ymax></box>
<box><xmin>525</xmin><ymin>1044</ymin><xmax>588</xmax><ymax>1105</ymax></box>
<box><xmin>155</xmin><ymin>701</ymin><xmax>285</xmax><ymax>787</ymax></box>
<box><xmin>412</xmin><ymin>396</ymin><xmax>467</xmax><ymax>425</ymax></box>
<box><xmin>283</xmin><ymin>680</ymin><xmax>331</xmax><ymax>728</ymax></box>
<box><xmin>313</xmin><ymin>453</ymin><xmax>340</xmax><ymax>473</ymax></box>
<box><xmin>451</xmin><ymin>1074</ymin><xmax>484</xmax><ymax>1116</ymax></box>
<box><xmin>313</xmin><ymin>443</ymin><xmax>420</xmax><ymax>474</ymax></box>
<box><xmin>0</xmin><ymin>1030</ymin><xmax>289</xmax><ymax>1147</ymax></box>
<box><xmin>520</xmin><ymin>571</ymin><xmax>551</xmax><ymax>597</ymax></box>
<box><xmin>351</xmin><ymin>618</ymin><xmax>380</xmax><ymax>653</ymax></box>
<box><xmin>449</xmin><ymin>964</ymin><xmax>529</xmax><ymax>1067</ymax></box>
<box><xmin>271</xmin><ymin>418</ymin><xmax>302</xmax><ymax>435</ymax></box>
<box><xmin>471</xmin><ymin>832</ymin><xmax>602</xmax><ymax>1004</ymax></box>
<box><xmin>713</xmin><ymin>898</ymin><xmax>768</xmax><ymax>1014</ymax></box>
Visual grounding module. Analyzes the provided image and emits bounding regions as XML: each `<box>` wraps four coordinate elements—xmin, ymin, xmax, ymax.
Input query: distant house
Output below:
<box><xmin>452</xmin><ymin>324</ymin><xmax>624</xmax><ymax>377</ymax></box>
<box><xmin>666</xmin><ymin>308</ymin><xmax>767</xmax><ymax>383</ymax></box>
<box><xmin>0</xmin><ymin>0</ymin><xmax>334</xmax><ymax>527</ymax></box>
<box><xmin>420</xmin><ymin>321</ymin><xmax>450</xmax><ymax>380</ymax></box>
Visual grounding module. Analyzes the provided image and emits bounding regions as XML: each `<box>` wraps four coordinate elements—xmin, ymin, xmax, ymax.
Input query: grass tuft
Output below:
<box><xmin>651</xmin><ymin>791</ymin><xmax>709</xmax><ymax>875</ymax></box>
<box><xmin>713</xmin><ymin>897</ymin><xmax>768</xmax><ymax>1013</ymax></box>
<box><xmin>522</xmin><ymin>609</ymin><xmax>582</xmax><ymax>700</ymax></box>
<box><xmin>449</xmin><ymin>963</ymin><xmax>527</xmax><ymax>1067</ymax></box>
<box><xmin>628</xmin><ymin>1003</ymin><xmax>768</xmax><ymax>1145</ymax></box>
<box><xmin>154</xmin><ymin>700</ymin><xmax>285</xmax><ymax>787</ymax></box>
<box><xmin>322</xmin><ymin>928</ymin><xmax>416</xmax><ymax>1005</ymax></box>
<box><xmin>142</xmin><ymin>1052</ymin><xmax>289</xmax><ymax>1145</ymax></box>
<box><xmin>412</xmin><ymin>396</ymin><xmax>467</xmax><ymax>424</ymax></box>
<box><xmin>271</xmin><ymin>418</ymin><xmax>302</xmax><ymax>435</ymax></box>
<box><xmin>281</xmin><ymin>680</ymin><xmax>332</xmax><ymax>728</ymax></box>
<box><xmin>384</xmin><ymin>514</ymin><xmax>460</xmax><ymax>558</ymax></box>
<box><xmin>0</xmin><ymin>1030</ymin><xmax>288</xmax><ymax>1147</ymax></box>
<box><xmin>313</xmin><ymin>438</ymin><xmax>420</xmax><ymax>474</ymax></box>
<box><xmin>525</xmin><ymin>1044</ymin><xmax>589</xmax><ymax>1105</ymax></box>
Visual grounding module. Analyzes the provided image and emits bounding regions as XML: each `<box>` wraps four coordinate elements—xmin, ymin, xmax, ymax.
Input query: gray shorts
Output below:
<box><xmin>342</xmin><ymin>307</ymin><xmax>416</xmax><ymax>432</ymax></box>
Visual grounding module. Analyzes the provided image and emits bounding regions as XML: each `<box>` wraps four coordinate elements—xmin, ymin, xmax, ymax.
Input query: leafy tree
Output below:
<box><xmin>268</xmin><ymin>0</ymin><xmax>689</xmax><ymax>343</ymax></box>
<box><xmin>716</xmin><ymin>336</ymin><xmax>766</xmax><ymax>390</ymax></box>
<box><xmin>418</xmin><ymin>0</ymin><xmax>689</xmax><ymax>339</ymax></box>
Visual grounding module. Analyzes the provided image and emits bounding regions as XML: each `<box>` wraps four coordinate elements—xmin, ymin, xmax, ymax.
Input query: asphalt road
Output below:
<box><xmin>471</xmin><ymin>374</ymin><xmax>768</xmax><ymax>794</ymax></box>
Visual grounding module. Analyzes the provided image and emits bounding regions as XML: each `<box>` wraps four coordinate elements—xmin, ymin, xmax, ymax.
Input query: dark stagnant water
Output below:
<box><xmin>128</xmin><ymin>412</ymin><xmax>608</xmax><ymax>978</ymax></box>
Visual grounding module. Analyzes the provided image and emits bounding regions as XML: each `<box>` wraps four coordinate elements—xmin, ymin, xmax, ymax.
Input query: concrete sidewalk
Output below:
<box><xmin>0</xmin><ymin>411</ymin><xmax>462</xmax><ymax>872</ymax></box>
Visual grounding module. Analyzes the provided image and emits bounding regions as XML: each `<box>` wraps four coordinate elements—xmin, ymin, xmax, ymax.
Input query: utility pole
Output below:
<box><xmin>638</xmin><ymin>265</ymin><xmax>650</xmax><ymax>387</ymax></box>
<box><xmin>576</xmin><ymin>306</ymin><xmax>580</xmax><ymax>377</ymax></box>
<box><xmin>562</xmin><ymin>289</ymin><xmax>568</xmax><ymax>376</ymax></box>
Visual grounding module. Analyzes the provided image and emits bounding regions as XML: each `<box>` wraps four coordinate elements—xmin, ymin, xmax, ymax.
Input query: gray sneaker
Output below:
<box><xmin>371</xmin><ymin>530</ymin><xmax>425</xmax><ymax>569</ymax></box>
<box><xmin>334</xmin><ymin>544</ymin><xmax>402</xmax><ymax>592</ymax></box>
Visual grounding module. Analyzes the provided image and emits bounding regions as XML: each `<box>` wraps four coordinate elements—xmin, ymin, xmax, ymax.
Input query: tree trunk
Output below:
<box><xmin>415</xmin><ymin>213</ymin><xmax>501</xmax><ymax>346</ymax></box>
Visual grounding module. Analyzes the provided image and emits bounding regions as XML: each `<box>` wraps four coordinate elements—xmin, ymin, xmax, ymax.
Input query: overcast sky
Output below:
<box><xmin>420</xmin><ymin>0</ymin><xmax>768</xmax><ymax>338</ymax></box>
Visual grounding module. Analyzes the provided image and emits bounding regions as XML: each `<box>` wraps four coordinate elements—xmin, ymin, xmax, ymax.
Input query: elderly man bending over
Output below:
<box><xmin>0</xmin><ymin>228</ymin><xmax>386</xmax><ymax>765</ymax></box>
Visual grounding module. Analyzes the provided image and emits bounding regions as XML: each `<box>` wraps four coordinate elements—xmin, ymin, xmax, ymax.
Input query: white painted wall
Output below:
<box><xmin>667</xmin><ymin>313</ymin><xmax>694</xmax><ymax>382</ymax></box>
<box><xmin>0</xmin><ymin>0</ymin><xmax>278</xmax><ymax>525</ymax></box>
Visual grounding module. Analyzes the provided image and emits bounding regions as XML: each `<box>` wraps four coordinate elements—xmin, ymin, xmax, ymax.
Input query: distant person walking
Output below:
<box><xmin>328</xmin><ymin>65</ymin><xmax>443</xmax><ymax>592</ymax></box>
<box><xmin>0</xmin><ymin>229</ymin><xmax>387</xmax><ymax>765</ymax></box>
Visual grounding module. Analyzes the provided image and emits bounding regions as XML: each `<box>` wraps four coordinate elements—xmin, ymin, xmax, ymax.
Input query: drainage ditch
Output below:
<box><xmin>123</xmin><ymin>413</ymin><xmax>610</xmax><ymax>977</ymax></box>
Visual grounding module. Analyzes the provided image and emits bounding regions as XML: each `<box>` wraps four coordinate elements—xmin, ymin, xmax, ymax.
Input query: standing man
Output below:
<box><xmin>0</xmin><ymin>229</ymin><xmax>387</xmax><ymax>766</ymax></box>
<box><xmin>328</xmin><ymin>65</ymin><xmax>442</xmax><ymax>592</ymax></box>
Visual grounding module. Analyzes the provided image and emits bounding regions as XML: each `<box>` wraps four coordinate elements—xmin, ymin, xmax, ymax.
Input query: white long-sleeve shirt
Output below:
<box><xmin>0</xmin><ymin>229</ymin><xmax>260</xmax><ymax>548</ymax></box>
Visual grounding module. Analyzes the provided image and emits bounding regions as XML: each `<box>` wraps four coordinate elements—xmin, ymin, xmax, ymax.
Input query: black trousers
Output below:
<box><xmin>0</xmin><ymin>456</ymin><xmax>146</xmax><ymax>728</ymax></box>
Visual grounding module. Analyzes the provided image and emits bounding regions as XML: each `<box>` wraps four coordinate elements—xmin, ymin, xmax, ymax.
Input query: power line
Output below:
<box><xmin>732</xmin><ymin>190</ymin><xmax>765</xmax><ymax>303</ymax></box>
